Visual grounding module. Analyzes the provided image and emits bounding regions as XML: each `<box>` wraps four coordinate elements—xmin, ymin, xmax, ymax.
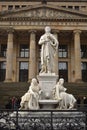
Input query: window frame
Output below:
<box><xmin>0</xmin><ymin>61</ymin><xmax>6</xmax><ymax>81</ymax></box>
<box><xmin>58</xmin><ymin>45</ymin><xmax>68</xmax><ymax>58</ymax></box>
<box><xmin>19</xmin><ymin>61</ymin><xmax>28</xmax><ymax>82</ymax></box>
<box><xmin>81</xmin><ymin>45</ymin><xmax>87</xmax><ymax>58</ymax></box>
<box><xmin>19</xmin><ymin>44</ymin><xmax>29</xmax><ymax>58</ymax></box>
<box><xmin>0</xmin><ymin>44</ymin><xmax>7</xmax><ymax>57</ymax></box>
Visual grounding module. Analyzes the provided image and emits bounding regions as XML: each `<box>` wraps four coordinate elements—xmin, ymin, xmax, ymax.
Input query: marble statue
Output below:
<box><xmin>19</xmin><ymin>26</ymin><xmax>76</xmax><ymax>110</ymax></box>
<box><xmin>53</xmin><ymin>78</ymin><xmax>76</xmax><ymax>109</ymax></box>
<box><xmin>20</xmin><ymin>78</ymin><xmax>41</xmax><ymax>110</ymax></box>
<box><xmin>38</xmin><ymin>26</ymin><xmax>59</xmax><ymax>74</ymax></box>
<box><xmin>53</xmin><ymin>78</ymin><xmax>67</xmax><ymax>100</ymax></box>
<box><xmin>59</xmin><ymin>92</ymin><xmax>76</xmax><ymax>109</ymax></box>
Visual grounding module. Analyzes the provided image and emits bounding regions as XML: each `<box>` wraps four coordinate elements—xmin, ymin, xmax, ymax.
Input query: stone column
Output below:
<box><xmin>28</xmin><ymin>30</ymin><xmax>36</xmax><ymax>81</ymax></box>
<box><xmin>5</xmin><ymin>29</ymin><xmax>14</xmax><ymax>82</ymax></box>
<box><xmin>53</xmin><ymin>31</ymin><xmax>59</xmax><ymax>75</ymax></box>
<box><xmin>73</xmin><ymin>30</ymin><xmax>82</xmax><ymax>82</ymax></box>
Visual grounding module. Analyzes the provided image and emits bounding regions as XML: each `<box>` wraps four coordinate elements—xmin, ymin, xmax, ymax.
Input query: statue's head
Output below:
<box><xmin>32</xmin><ymin>78</ymin><xmax>38</xmax><ymax>86</ymax></box>
<box><xmin>59</xmin><ymin>78</ymin><xmax>64</xmax><ymax>85</ymax></box>
<box><xmin>45</xmin><ymin>26</ymin><xmax>51</xmax><ymax>33</ymax></box>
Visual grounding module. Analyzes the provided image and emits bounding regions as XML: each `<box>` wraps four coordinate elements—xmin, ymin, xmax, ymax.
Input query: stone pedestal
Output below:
<box><xmin>37</xmin><ymin>73</ymin><xmax>58</xmax><ymax>99</ymax></box>
<box><xmin>39</xmin><ymin>100</ymin><xmax>58</xmax><ymax>109</ymax></box>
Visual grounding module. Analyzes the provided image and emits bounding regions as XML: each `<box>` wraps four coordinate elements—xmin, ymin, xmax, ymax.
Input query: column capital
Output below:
<box><xmin>7</xmin><ymin>27</ymin><xmax>14</xmax><ymax>34</ymax></box>
<box><xmin>28</xmin><ymin>30</ymin><xmax>36</xmax><ymax>34</ymax></box>
<box><xmin>73</xmin><ymin>30</ymin><xmax>81</xmax><ymax>34</ymax></box>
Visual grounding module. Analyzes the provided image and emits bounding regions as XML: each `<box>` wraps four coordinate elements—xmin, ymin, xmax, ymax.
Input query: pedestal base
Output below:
<box><xmin>37</xmin><ymin>74</ymin><xmax>58</xmax><ymax>99</ymax></box>
<box><xmin>39</xmin><ymin>100</ymin><xmax>59</xmax><ymax>109</ymax></box>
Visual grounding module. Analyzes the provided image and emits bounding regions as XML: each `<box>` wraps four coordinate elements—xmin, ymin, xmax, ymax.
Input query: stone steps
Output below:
<box><xmin>0</xmin><ymin>82</ymin><xmax>29</xmax><ymax>108</ymax></box>
<box><xmin>0</xmin><ymin>82</ymin><xmax>87</xmax><ymax>108</ymax></box>
<box><xmin>64</xmin><ymin>82</ymin><xmax>87</xmax><ymax>97</ymax></box>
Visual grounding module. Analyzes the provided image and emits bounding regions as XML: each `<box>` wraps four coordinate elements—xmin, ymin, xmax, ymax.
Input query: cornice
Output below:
<box><xmin>0</xmin><ymin>4</ymin><xmax>87</xmax><ymax>17</ymax></box>
<box><xmin>0</xmin><ymin>4</ymin><xmax>87</xmax><ymax>22</ymax></box>
<box><xmin>0</xmin><ymin>17</ymin><xmax>87</xmax><ymax>22</ymax></box>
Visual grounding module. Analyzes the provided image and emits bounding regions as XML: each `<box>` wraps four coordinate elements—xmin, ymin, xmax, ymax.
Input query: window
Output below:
<box><xmin>59</xmin><ymin>62</ymin><xmax>68</xmax><ymax>82</ymax></box>
<box><xmin>59</xmin><ymin>62</ymin><xmax>67</xmax><ymax>70</ymax></box>
<box><xmin>8</xmin><ymin>5</ymin><xmax>13</xmax><ymax>10</ymax></box>
<box><xmin>0</xmin><ymin>44</ymin><xmax>7</xmax><ymax>57</ymax></box>
<box><xmin>38</xmin><ymin>46</ymin><xmax>41</xmax><ymax>58</ymax></box>
<box><xmin>15</xmin><ymin>5</ymin><xmax>20</xmax><ymax>9</ymax></box>
<box><xmin>38</xmin><ymin>61</ymin><xmax>41</xmax><ymax>73</ymax></box>
<box><xmin>68</xmin><ymin>6</ymin><xmax>73</xmax><ymax>9</ymax></box>
<box><xmin>81</xmin><ymin>45</ymin><xmax>87</xmax><ymax>58</ymax></box>
<box><xmin>61</xmin><ymin>6</ymin><xmax>66</xmax><ymax>8</ymax></box>
<box><xmin>75</xmin><ymin>6</ymin><xmax>79</xmax><ymax>10</ymax></box>
<box><xmin>81</xmin><ymin>62</ymin><xmax>87</xmax><ymax>70</ymax></box>
<box><xmin>0</xmin><ymin>62</ymin><xmax>6</xmax><ymax>81</ymax></box>
<box><xmin>81</xmin><ymin>62</ymin><xmax>87</xmax><ymax>82</ymax></box>
<box><xmin>19</xmin><ymin>62</ymin><xmax>28</xmax><ymax>82</ymax></box>
<box><xmin>22</xmin><ymin>5</ymin><xmax>26</xmax><ymax>8</ymax></box>
<box><xmin>20</xmin><ymin>44</ymin><xmax>29</xmax><ymax>58</ymax></box>
<box><xmin>59</xmin><ymin>45</ymin><xmax>68</xmax><ymax>58</ymax></box>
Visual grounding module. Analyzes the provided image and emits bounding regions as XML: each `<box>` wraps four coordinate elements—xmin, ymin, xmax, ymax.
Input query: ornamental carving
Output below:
<box><xmin>2</xmin><ymin>7</ymin><xmax>86</xmax><ymax>20</ymax></box>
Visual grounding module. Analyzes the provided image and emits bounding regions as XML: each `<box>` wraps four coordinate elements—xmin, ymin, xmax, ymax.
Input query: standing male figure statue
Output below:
<box><xmin>38</xmin><ymin>26</ymin><xmax>59</xmax><ymax>74</ymax></box>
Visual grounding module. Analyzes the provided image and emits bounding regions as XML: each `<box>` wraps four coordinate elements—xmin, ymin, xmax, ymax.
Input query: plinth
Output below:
<box><xmin>37</xmin><ymin>73</ymin><xmax>58</xmax><ymax>109</ymax></box>
<box><xmin>39</xmin><ymin>100</ymin><xmax>59</xmax><ymax>109</ymax></box>
<box><xmin>37</xmin><ymin>73</ymin><xmax>58</xmax><ymax>99</ymax></box>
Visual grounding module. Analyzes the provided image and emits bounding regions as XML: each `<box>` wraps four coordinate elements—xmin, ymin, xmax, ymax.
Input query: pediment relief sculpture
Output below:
<box><xmin>0</xmin><ymin>4</ymin><xmax>87</xmax><ymax>20</ymax></box>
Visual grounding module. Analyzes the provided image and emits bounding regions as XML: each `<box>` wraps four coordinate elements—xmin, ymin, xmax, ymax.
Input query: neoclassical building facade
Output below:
<box><xmin>0</xmin><ymin>0</ymin><xmax>87</xmax><ymax>83</ymax></box>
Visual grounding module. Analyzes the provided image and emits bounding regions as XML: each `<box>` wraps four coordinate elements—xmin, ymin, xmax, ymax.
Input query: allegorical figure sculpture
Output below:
<box><xmin>20</xmin><ymin>78</ymin><xmax>41</xmax><ymax>110</ymax></box>
<box><xmin>38</xmin><ymin>26</ymin><xmax>59</xmax><ymax>74</ymax></box>
<box><xmin>53</xmin><ymin>78</ymin><xmax>67</xmax><ymax>100</ymax></box>
<box><xmin>53</xmin><ymin>78</ymin><xmax>76</xmax><ymax>109</ymax></box>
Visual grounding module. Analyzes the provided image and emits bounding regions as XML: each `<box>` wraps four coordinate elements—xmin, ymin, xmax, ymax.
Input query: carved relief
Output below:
<box><xmin>3</xmin><ymin>7</ymin><xmax>85</xmax><ymax>20</ymax></box>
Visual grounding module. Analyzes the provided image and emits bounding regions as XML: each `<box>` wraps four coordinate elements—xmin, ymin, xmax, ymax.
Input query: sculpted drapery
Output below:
<box><xmin>20</xmin><ymin>78</ymin><xmax>41</xmax><ymax>110</ymax></box>
<box><xmin>53</xmin><ymin>78</ymin><xmax>76</xmax><ymax>109</ymax></box>
<box><xmin>38</xmin><ymin>26</ymin><xmax>59</xmax><ymax>74</ymax></box>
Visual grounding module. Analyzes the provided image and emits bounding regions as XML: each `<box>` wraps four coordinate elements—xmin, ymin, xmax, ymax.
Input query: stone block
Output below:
<box><xmin>37</xmin><ymin>74</ymin><xmax>58</xmax><ymax>99</ymax></box>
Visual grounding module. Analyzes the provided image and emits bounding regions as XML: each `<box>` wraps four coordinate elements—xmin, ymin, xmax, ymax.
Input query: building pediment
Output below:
<box><xmin>0</xmin><ymin>4</ymin><xmax>87</xmax><ymax>20</ymax></box>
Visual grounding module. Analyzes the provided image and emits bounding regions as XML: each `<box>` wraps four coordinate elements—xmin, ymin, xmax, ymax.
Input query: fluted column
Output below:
<box><xmin>5</xmin><ymin>29</ymin><xmax>14</xmax><ymax>82</ymax></box>
<box><xmin>53</xmin><ymin>30</ymin><xmax>59</xmax><ymax>75</ymax></box>
<box><xmin>28</xmin><ymin>30</ymin><xmax>36</xmax><ymax>81</ymax></box>
<box><xmin>73</xmin><ymin>30</ymin><xmax>82</xmax><ymax>82</ymax></box>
